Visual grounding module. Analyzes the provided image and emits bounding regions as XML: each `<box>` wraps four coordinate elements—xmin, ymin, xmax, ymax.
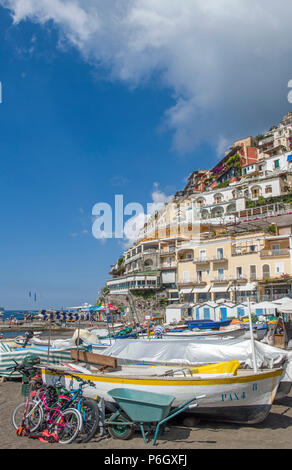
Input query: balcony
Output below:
<box><xmin>179</xmin><ymin>256</ymin><xmax>194</xmax><ymax>262</ymax></box>
<box><xmin>160</xmin><ymin>263</ymin><xmax>177</xmax><ymax>270</ymax></box>
<box><xmin>211</xmin><ymin>277</ymin><xmax>229</xmax><ymax>284</ymax></box>
<box><xmin>260</xmin><ymin>249</ymin><xmax>290</xmax><ymax>258</ymax></box>
<box><xmin>232</xmin><ymin>248</ymin><xmax>259</xmax><ymax>256</ymax></box>
<box><xmin>178</xmin><ymin>277</ymin><xmax>206</xmax><ymax>286</ymax></box>
<box><xmin>212</xmin><ymin>256</ymin><xmax>228</xmax><ymax>263</ymax></box>
<box><xmin>160</xmin><ymin>250</ymin><xmax>176</xmax><ymax>257</ymax></box>
<box><xmin>193</xmin><ymin>258</ymin><xmax>211</xmax><ymax>264</ymax></box>
<box><xmin>211</xmin><ymin>275</ymin><xmax>248</xmax><ymax>283</ymax></box>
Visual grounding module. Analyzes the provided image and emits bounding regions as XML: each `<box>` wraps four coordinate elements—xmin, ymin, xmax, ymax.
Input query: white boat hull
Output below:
<box><xmin>41</xmin><ymin>366</ymin><xmax>282</xmax><ymax>424</ymax></box>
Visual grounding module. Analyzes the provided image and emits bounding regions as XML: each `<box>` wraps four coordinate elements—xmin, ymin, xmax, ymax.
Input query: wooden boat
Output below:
<box><xmin>162</xmin><ymin>326</ymin><xmax>246</xmax><ymax>339</ymax></box>
<box><xmin>40</xmin><ymin>352</ymin><xmax>283</xmax><ymax>425</ymax></box>
<box><xmin>185</xmin><ymin>319</ymin><xmax>232</xmax><ymax>330</ymax></box>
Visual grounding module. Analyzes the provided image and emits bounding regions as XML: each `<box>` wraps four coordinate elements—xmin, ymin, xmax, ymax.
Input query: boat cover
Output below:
<box><xmin>102</xmin><ymin>338</ymin><xmax>292</xmax><ymax>382</ymax></box>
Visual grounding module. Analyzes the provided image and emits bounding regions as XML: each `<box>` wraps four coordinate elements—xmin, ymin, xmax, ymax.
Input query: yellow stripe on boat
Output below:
<box><xmin>41</xmin><ymin>367</ymin><xmax>282</xmax><ymax>387</ymax></box>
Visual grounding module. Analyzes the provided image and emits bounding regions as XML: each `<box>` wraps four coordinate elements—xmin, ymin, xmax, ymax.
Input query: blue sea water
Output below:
<box><xmin>1</xmin><ymin>310</ymin><xmax>38</xmax><ymax>321</ymax></box>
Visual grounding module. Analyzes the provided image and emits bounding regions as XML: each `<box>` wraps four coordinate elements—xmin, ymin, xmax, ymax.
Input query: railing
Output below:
<box><xmin>179</xmin><ymin>256</ymin><xmax>194</xmax><ymax>262</ymax></box>
<box><xmin>232</xmin><ymin>249</ymin><xmax>259</xmax><ymax>256</ymax></box>
<box><xmin>260</xmin><ymin>249</ymin><xmax>290</xmax><ymax>258</ymax></box>
<box><xmin>160</xmin><ymin>263</ymin><xmax>177</xmax><ymax>270</ymax></box>
<box><xmin>211</xmin><ymin>275</ymin><xmax>248</xmax><ymax>283</ymax></box>
<box><xmin>194</xmin><ymin>258</ymin><xmax>211</xmax><ymax>263</ymax></box>
<box><xmin>212</xmin><ymin>256</ymin><xmax>228</xmax><ymax>262</ymax></box>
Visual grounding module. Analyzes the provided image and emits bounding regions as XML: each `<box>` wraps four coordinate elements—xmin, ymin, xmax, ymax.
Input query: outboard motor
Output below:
<box><xmin>23</xmin><ymin>330</ymin><xmax>34</xmax><ymax>348</ymax></box>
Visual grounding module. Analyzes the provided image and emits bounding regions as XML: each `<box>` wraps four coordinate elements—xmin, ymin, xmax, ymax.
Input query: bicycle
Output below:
<box><xmin>52</xmin><ymin>372</ymin><xmax>99</xmax><ymax>443</ymax></box>
<box><xmin>8</xmin><ymin>359</ymin><xmax>44</xmax><ymax>434</ymax></box>
<box><xmin>10</xmin><ymin>361</ymin><xmax>83</xmax><ymax>444</ymax></box>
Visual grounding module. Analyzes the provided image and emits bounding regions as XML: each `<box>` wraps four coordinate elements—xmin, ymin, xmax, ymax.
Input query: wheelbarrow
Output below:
<box><xmin>104</xmin><ymin>388</ymin><xmax>205</xmax><ymax>446</ymax></box>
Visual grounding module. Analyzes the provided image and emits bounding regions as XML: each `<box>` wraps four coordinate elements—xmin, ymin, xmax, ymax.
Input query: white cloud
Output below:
<box><xmin>2</xmin><ymin>0</ymin><xmax>292</xmax><ymax>154</ymax></box>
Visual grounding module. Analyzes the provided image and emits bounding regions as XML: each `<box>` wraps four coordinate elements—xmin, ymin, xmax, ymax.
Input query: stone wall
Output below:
<box><xmin>108</xmin><ymin>293</ymin><xmax>165</xmax><ymax>323</ymax></box>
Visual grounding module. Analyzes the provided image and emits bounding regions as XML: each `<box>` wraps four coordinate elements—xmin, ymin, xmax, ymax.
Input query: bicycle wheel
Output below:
<box><xmin>54</xmin><ymin>408</ymin><xmax>82</xmax><ymax>444</ymax></box>
<box><xmin>77</xmin><ymin>398</ymin><xmax>99</xmax><ymax>443</ymax></box>
<box><xmin>12</xmin><ymin>400</ymin><xmax>43</xmax><ymax>432</ymax></box>
<box><xmin>108</xmin><ymin>411</ymin><xmax>134</xmax><ymax>440</ymax></box>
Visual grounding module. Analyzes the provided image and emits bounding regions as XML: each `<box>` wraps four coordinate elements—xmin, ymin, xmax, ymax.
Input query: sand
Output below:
<box><xmin>1</xmin><ymin>380</ymin><xmax>292</xmax><ymax>450</ymax></box>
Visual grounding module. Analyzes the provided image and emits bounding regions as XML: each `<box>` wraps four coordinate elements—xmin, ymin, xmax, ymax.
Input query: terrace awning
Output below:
<box><xmin>210</xmin><ymin>286</ymin><xmax>229</xmax><ymax>293</ymax></box>
<box><xmin>180</xmin><ymin>288</ymin><xmax>193</xmax><ymax>294</ymax></box>
<box><xmin>192</xmin><ymin>286</ymin><xmax>211</xmax><ymax>293</ymax></box>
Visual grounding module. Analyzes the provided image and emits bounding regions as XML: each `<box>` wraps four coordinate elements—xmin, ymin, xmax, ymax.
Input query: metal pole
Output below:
<box><xmin>47</xmin><ymin>317</ymin><xmax>51</xmax><ymax>364</ymax></box>
<box><xmin>248</xmin><ymin>298</ymin><xmax>258</xmax><ymax>374</ymax></box>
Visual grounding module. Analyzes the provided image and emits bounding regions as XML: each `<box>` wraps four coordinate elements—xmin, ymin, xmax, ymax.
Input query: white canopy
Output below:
<box><xmin>276</xmin><ymin>299</ymin><xmax>292</xmax><ymax>314</ymax></box>
<box><xmin>273</xmin><ymin>297</ymin><xmax>292</xmax><ymax>306</ymax></box>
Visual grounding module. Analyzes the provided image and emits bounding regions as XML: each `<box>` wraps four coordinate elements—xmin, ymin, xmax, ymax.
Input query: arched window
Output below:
<box><xmin>211</xmin><ymin>206</ymin><xmax>224</xmax><ymax>218</ymax></box>
<box><xmin>201</xmin><ymin>209</ymin><xmax>209</xmax><ymax>220</ymax></box>
<box><xmin>251</xmin><ymin>186</ymin><xmax>262</xmax><ymax>199</ymax></box>
<box><xmin>262</xmin><ymin>264</ymin><xmax>270</xmax><ymax>278</ymax></box>
<box><xmin>214</xmin><ymin>193</ymin><xmax>223</xmax><ymax>204</ymax></box>
<box><xmin>196</xmin><ymin>198</ymin><xmax>206</xmax><ymax>207</ymax></box>
<box><xmin>226</xmin><ymin>203</ymin><xmax>236</xmax><ymax>215</ymax></box>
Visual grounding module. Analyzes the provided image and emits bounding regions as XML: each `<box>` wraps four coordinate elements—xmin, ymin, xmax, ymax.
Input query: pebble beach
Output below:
<box><xmin>1</xmin><ymin>379</ymin><xmax>292</xmax><ymax>450</ymax></box>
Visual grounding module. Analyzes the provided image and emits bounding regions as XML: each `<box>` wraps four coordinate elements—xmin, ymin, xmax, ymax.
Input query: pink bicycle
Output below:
<box><xmin>12</xmin><ymin>382</ymin><xmax>82</xmax><ymax>444</ymax></box>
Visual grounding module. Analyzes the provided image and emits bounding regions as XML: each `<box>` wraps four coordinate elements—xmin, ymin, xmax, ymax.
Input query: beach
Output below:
<box><xmin>1</xmin><ymin>379</ymin><xmax>292</xmax><ymax>450</ymax></box>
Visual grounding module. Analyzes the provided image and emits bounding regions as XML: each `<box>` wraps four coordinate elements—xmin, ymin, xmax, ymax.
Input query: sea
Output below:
<box><xmin>1</xmin><ymin>310</ymin><xmax>38</xmax><ymax>321</ymax></box>
<box><xmin>0</xmin><ymin>310</ymin><xmax>39</xmax><ymax>338</ymax></box>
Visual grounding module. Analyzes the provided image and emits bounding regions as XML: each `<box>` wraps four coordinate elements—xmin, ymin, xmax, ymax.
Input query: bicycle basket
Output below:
<box><xmin>45</xmin><ymin>386</ymin><xmax>59</xmax><ymax>406</ymax></box>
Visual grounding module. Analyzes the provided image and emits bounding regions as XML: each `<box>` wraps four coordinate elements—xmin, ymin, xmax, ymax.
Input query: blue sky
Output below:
<box><xmin>0</xmin><ymin>1</ymin><xmax>292</xmax><ymax>310</ymax></box>
<box><xmin>0</xmin><ymin>6</ymin><xmax>215</xmax><ymax>309</ymax></box>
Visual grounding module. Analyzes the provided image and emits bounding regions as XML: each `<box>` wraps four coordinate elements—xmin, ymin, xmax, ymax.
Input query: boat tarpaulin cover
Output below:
<box><xmin>101</xmin><ymin>338</ymin><xmax>292</xmax><ymax>382</ymax></box>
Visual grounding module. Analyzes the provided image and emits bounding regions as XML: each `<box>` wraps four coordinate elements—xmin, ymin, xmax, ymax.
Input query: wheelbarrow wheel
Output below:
<box><xmin>108</xmin><ymin>412</ymin><xmax>134</xmax><ymax>440</ymax></box>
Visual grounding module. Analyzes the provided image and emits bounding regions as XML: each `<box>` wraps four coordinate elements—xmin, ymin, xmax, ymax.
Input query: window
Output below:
<box><xmin>265</xmin><ymin>185</ymin><xmax>272</xmax><ymax>194</ymax></box>
<box><xmin>236</xmin><ymin>267</ymin><xmax>243</xmax><ymax>279</ymax></box>
<box><xmin>199</xmin><ymin>250</ymin><xmax>206</xmax><ymax>261</ymax></box>
<box><xmin>262</xmin><ymin>265</ymin><xmax>270</xmax><ymax>278</ymax></box>
<box><xmin>197</xmin><ymin>271</ymin><xmax>203</xmax><ymax>282</ymax></box>
<box><xmin>183</xmin><ymin>271</ymin><xmax>189</xmax><ymax>282</ymax></box>
<box><xmin>274</xmin><ymin>160</ymin><xmax>280</xmax><ymax>169</ymax></box>
<box><xmin>250</xmin><ymin>265</ymin><xmax>257</xmax><ymax>280</ymax></box>
<box><xmin>217</xmin><ymin>248</ymin><xmax>224</xmax><ymax>260</ymax></box>
<box><xmin>275</xmin><ymin>263</ymin><xmax>284</xmax><ymax>275</ymax></box>
<box><xmin>218</xmin><ymin>268</ymin><xmax>224</xmax><ymax>281</ymax></box>
<box><xmin>272</xmin><ymin>244</ymin><xmax>280</xmax><ymax>255</ymax></box>
<box><xmin>249</xmin><ymin>245</ymin><xmax>257</xmax><ymax>253</ymax></box>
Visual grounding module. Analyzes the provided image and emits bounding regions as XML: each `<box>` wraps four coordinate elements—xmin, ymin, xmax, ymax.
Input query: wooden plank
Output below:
<box><xmin>71</xmin><ymin>349</ymin><xmax>117</xmax><ymax>368</ymax></box>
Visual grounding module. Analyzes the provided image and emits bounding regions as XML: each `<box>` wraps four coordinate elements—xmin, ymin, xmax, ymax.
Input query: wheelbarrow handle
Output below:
<box><xmin>188</xmin><ymin>404</ymin><xmax>199</xmax><ymax>410</ymax></box>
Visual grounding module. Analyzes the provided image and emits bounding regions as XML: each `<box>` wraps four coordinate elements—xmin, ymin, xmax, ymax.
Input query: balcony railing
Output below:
<box><xmin>179</xmin><ymin>256</ymin><xmax>194</xmax><ymax>262</ymax></box>
<box><xmin>211</xmin><ymin>275</ymin><xmax>248</xmax><ymax>283</ymax></box>
<box><xmin>232</xmin><ymin>249</ymin><xmax>259</xmax><ymax>257</ymax></box>
<box><xmin>260</xmin><ymin>249</ymin><xmax>290</xmax><ymax>258</ymax></box>
<box><xmin>194</xmin><ymin>258</ymin><xmax>211</xmax><ymax>264</ymax></box>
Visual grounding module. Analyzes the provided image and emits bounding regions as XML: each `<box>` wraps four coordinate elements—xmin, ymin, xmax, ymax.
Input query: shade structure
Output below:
<box><xmin>272</xmin><ymin>297</ymin><xmax>292</xmax><ymax>305</ymax></box>
<box><xmin>276</xmin><ymin>298</ymin><xmax>292</xmax><ymax>314</ymax></box>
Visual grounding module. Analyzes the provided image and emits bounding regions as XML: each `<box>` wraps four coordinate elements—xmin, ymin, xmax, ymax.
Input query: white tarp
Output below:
<box><xmin>101</xmin><ymin>338</ymin><xmax>292</xmax><ymax>382</ymax></box>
